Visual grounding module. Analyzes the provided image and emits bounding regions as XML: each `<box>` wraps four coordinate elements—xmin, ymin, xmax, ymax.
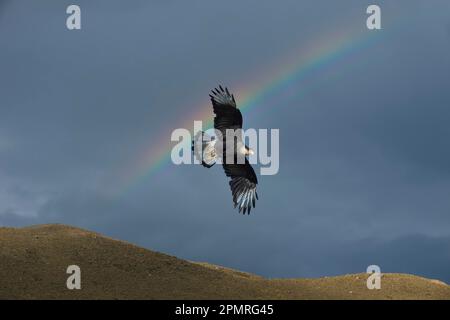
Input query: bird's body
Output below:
<box><xmin>192</xmin><ymin>86</ymin><xmax>258</xmax><ymax>214</ymax></box>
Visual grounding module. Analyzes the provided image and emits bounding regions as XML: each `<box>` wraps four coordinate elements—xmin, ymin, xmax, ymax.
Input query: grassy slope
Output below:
<box><xmin>0</xmin><ymin>224</ymin><xmax>449</xmax><ymax>300</ymax></box>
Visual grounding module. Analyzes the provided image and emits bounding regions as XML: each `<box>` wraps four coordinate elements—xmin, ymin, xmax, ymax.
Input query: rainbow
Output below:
<box><xmin>118</xmin><ymin>26</ymin><xmax>383</xmax><ymax>194</ymax></box>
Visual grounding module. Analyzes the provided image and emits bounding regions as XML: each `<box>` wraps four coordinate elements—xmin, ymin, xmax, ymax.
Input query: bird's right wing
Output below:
<box><xmin>210</xmin><ymin>86</ymin><xmax>243</xmax><ymax>133</ymax></box>
<box><xmin>223</xmin><ymin>159</ymin><xmax>258</xmax><ymax>214</ymax></box>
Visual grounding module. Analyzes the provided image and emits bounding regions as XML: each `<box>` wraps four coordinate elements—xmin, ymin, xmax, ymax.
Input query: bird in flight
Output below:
<box><xmin>192</xmin><ymin>86</ymin><xmax>259</xmax><ymax>214</ymax></box>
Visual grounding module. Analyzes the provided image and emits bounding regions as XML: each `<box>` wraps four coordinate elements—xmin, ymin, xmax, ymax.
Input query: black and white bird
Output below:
<box><xmin>192</xmin><ymin>86</ymin><xmax>258</xmax><ymax>214</ymax></box>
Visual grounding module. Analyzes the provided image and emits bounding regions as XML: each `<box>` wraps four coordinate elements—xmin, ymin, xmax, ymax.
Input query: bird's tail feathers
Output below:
<box><xmin>192</xmin><ymin>131</ymin><xmax>217</xmax><ymax>168</ymax></box>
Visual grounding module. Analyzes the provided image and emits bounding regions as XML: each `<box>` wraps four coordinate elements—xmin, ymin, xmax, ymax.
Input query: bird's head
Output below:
<box><xmin>246</xmin><ymin>147</ymin><xmax>255</xmax><ymax>156</ymax></box>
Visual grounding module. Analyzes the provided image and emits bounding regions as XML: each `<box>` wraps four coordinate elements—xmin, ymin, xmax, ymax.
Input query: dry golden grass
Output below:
<box><xmin>0</xmin><ymin>224</ymin><xmax>449</xmax><ymax>300</ymax></box>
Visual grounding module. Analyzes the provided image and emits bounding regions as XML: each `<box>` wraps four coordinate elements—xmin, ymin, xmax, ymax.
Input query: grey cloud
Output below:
<box><xmin>1</xmin><ymin>0</ymin><xmax>450</xmax><ymax>283</ymax></box>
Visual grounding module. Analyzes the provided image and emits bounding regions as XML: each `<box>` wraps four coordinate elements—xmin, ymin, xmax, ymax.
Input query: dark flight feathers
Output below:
<box><xmin>223</xmin><ymin>160</ymin><xmax>258</xmax><ymax>214</ymax></box>
<box><xmin>210</xmin><ymin>85</ymin><xmax>243</xmax><ymax>133</ymax></box>
<box><xmin>210</xmin><ymin>86</ymin><xmax>259</xmax><ymax>215</ymax></box>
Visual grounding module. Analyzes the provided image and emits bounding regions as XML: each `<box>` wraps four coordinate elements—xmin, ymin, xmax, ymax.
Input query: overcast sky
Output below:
<box><xmin>1</xmin><ymin>0</ymin><xmax>450</xmax><ymax>283</ymax></box>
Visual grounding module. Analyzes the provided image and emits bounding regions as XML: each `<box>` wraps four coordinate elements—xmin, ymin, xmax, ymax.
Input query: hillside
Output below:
<box><xmin>0</xmin><ymin>224</ymin><xmax>449</xmax><ymax>299</ymax></box>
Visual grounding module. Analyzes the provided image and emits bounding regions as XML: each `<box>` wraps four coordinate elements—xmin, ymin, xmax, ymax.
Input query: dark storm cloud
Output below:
<box><xmin>0</xmin><ymin>0</ymin><xmax>11</xmax><ymax>17</ymax></box>
<box><xmin>1</xmin><ymin>0</ymin><xmax>450</xmax><ymax>283</ymax></box>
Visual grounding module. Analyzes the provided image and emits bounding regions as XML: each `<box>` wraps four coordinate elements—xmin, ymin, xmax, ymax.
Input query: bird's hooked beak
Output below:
<box><xmin>247</xmin><ymin>148</ymin><xmax>255</xmax><ymax>156</ymax></box>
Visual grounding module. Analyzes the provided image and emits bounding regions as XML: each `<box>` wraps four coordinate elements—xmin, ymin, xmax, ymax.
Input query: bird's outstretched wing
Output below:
<box><xmin>210</xmin><ymin>86</ymin><xmax>243</xmax><ymax>133</ymax></box>
<box><xmin>223</xmin><ymin>159</ymin><xmax>258</xmax><ymax>214</ymax></box>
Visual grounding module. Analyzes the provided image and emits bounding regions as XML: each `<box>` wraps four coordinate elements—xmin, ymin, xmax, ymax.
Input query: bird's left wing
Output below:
<box><xmin>223</xmin><ymin>159</ymin><xmax>258</xmax><ymax>214</ymax></box>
